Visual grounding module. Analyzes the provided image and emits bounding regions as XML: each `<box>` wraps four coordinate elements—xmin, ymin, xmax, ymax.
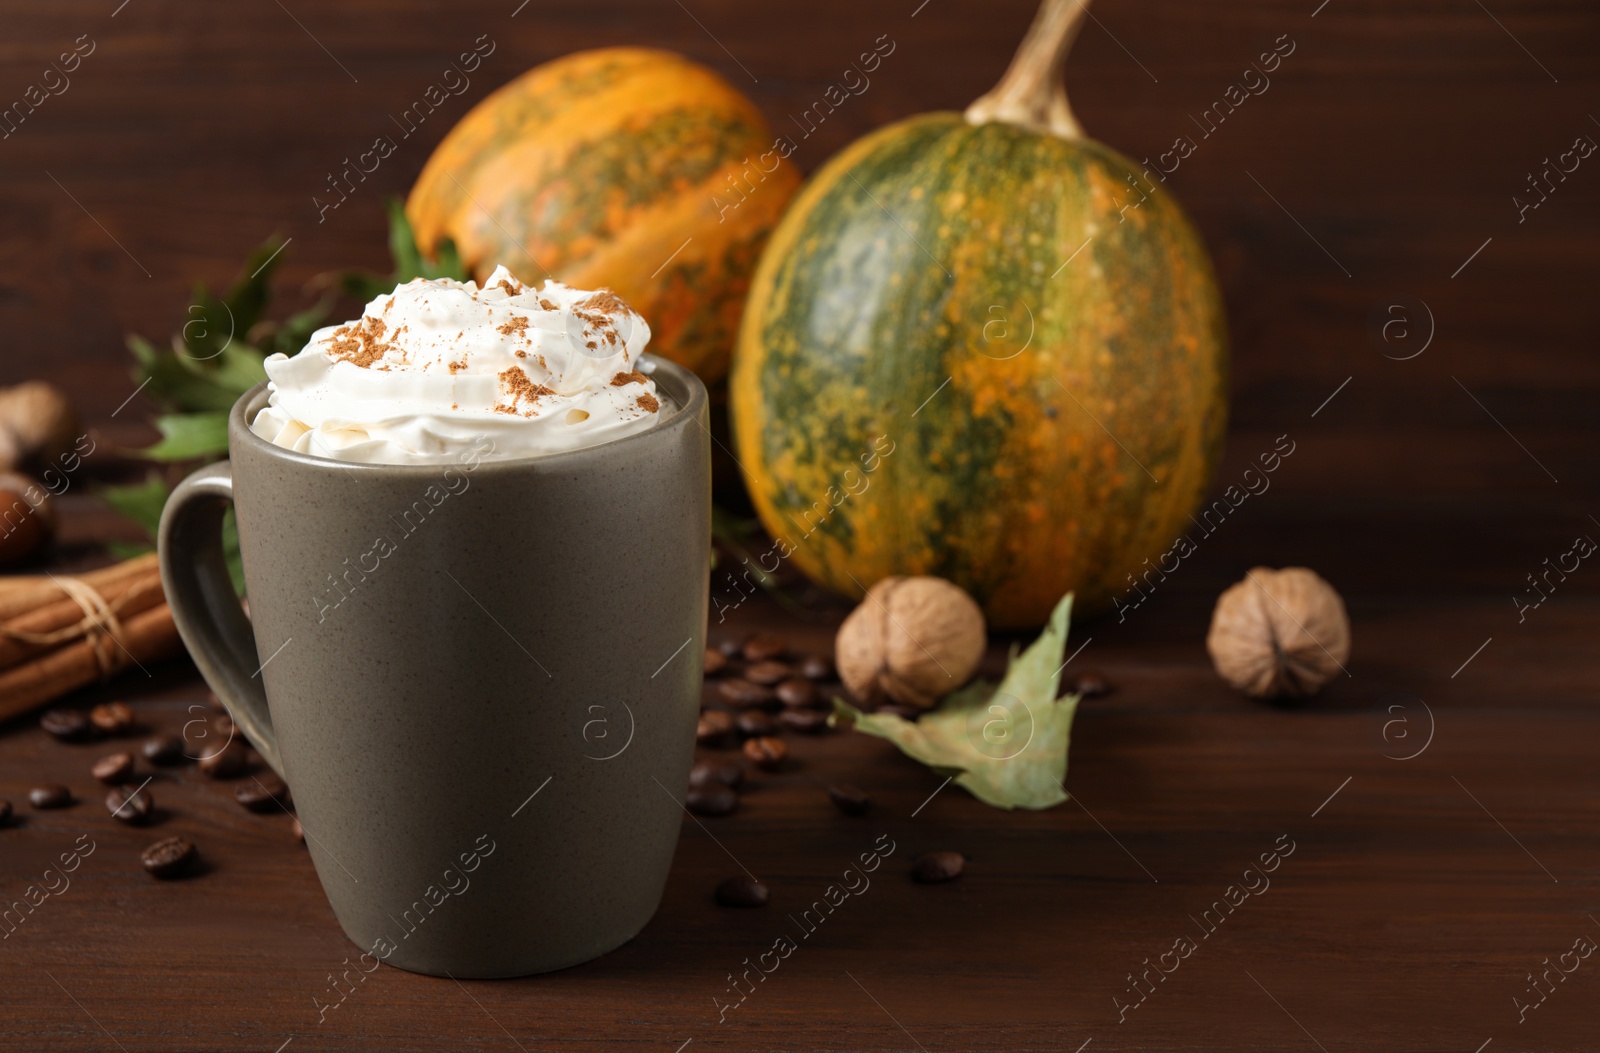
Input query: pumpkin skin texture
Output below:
<box><xmin>730</xmin><ymin>112</ymin><xmax>1228</xmax><ymax>629</ymax></box>
<box><xmin>406</xmin><ymin>48</ymin><xmax>800</xmax><ymax>383</ymax></box>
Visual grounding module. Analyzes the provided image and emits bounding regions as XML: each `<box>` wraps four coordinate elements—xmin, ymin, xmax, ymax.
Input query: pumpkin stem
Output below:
<box><xmin>964</xmin><ymin>0</ymin><xmax>1089</xmax><ymax>139</ymax></box>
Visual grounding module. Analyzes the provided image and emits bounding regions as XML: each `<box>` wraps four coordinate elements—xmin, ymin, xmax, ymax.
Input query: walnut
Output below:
<box><xmin>1206</xmin><ymin>566</ymin><xmax>1350</xmax><ymax>699</ymax></box>
<box><xmin>836</xmin><ymin>576</ymin><xmax>986</xmax><ymax>710</ymax></box>
<box><xmin>0</xmin><ymin>472</ymin><xmax>55</xmax><ymax>566</ymax></box>
<box><xmin>0</xmin><ymin>381</ymin><xmax>78</xmax><ymax>474</ymax></box>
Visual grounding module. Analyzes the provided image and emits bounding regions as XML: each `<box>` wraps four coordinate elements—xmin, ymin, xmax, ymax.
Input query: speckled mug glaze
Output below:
<box><xmin>158</xmin><ymin>355</ymin><xmax>710</xmax><ymax>978</ymax></box>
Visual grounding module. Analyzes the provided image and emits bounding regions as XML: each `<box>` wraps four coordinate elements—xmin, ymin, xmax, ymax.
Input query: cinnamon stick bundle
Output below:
<box><xmin>0</xmin><ymin>552</ymin><xmax>186</xmax><ymax>724</ymax></box>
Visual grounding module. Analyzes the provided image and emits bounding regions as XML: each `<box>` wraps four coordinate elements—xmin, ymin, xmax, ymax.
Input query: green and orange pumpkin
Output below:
<box><xmin>730</xmin><ymin>0</ymin><xmax>1228</xmax><ymax>628</ymax></box>
<box><xmin>407</xmin><ymin>47</ymin><xmax>800</xmax><ymax>383</ymax></box>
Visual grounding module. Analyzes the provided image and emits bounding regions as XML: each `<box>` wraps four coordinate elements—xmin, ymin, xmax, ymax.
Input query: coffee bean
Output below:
<box><xmin>911</xmin><ymin>850</ymin><xmax>965</xmax><ymax>884</ymax></box>
<box><xmin>778</xmin><ymin>709</ymin><xmax>828</xmax><ymax>735</ymax></box>
<box><xmin>744</xmin><ymin>660</ymin><xmax>791</xmax><ymax>686</ymax></box>
<box><xmin>28</xmin><ymin>784</ymin><xmax>72</xmax><ymax>809</ymax></box>
<box><xmin>686</xmin><ymin>785</ymin><xmax>738</xmax><ymax>817</ymax></box>
<box><xmin>743</xmin><ymin>736</ymin><xmax>787</xmax><ymax>771</ymax></box>
<box><xmin>89</xmin><ymin>701</ymin><xmax>136</xmax><ymax>735</ymax></box>
<box><xmin>741</xmin><ymin>633</ymin><xmax>787</xmax><ymax>662</ymax></box>
<box><xmin>827</xmin><ymin>783</ymin><xmax>872</xmax><ymax>816</ymax></box>
<box><xmin>736</xmin><ymin>710</ymin><xmax>778</xmax><ymax>738</ymax></box>
<box><xmin>40</xmin><ymin>708</ymin><xmax>92</xmax><ymax>742</ymax></box>
<box><xmin>141</xmin><ymin>735</ymin><xmax>186</xmax><ymax>766</ymax></box>
<box><xmin>689</xmin><ymin>762</ymin><xmax>744</xmax><ymax>791</ymax></box>
<box><xmin>210</xmin><ymin>713</ymin><xmax>237</xmax><ymax>743</ymax></box>
<box><xmin>714</xmin><ymin>876</ymin><xmax>769</xmax><ymax>908</ymax></box>
<box><xmin>141</xmin><ymin>836</ymin><xmax>197</xmax><ymax>879</ymax></box>
<box><xmin>703</xmin><ymin>648</ymin><xmax>728</xmax><ymax>676</ymax></box>
<box><xmin>198</xmin><ymin>741</ymin><xmax>249</xmax><ymax>779</ymax></box>
<box><xmin>0</xmin><ymin>799</ymin><xmax>13</xmax><ymax>826</ymax></box>
<box><xmin>91</xmin><ymin>752</ymin><xmax>135</xmax><ymax>784</ymax></box>
<box><xmin>775</xmin><ymin>677</ymin><xmax>818</xmax><ymax>708</ymax></box>
<box><xmin>1074</xmin><ymin>670</ymin><xmax>1115</xmax><ymax>698</ymax></box>
<box><xmin>717</xmin><ymin>678</ymin><xmax>776</xmax><ymax>710</ymax></box>
<box><xmin>799</xmin><ymin>654</ymin><xmax>836</xmax><ymax>681</ymax></box>
<box><xmin>106</xmin><ymin>786</ymin><xmax>153</xmax><ymax>825</ymax></box>
<box><xmin>716</xmin><ymin>636</ymin><xmax>744</xmax><ymax>657</ymax></box>
<box><xmin>235</xmin><ymin>776</ymin><xmax>289</xmax><ymax>813</ymax></box>
<box><xmin>291</xmin><ymin>817</ymin><xmax>305</xmax><ymax>843</ymax></box>
<box><xmin>696</xmin><ymin>710</ymin><xmax>736</xmax><ymax>747</ymax></box>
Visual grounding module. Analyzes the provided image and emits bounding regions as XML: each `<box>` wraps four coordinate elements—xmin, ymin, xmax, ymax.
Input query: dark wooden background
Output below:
<box><xmin>2</xmin><ymin>1</ymin><xmax>1598</xmax><ymax>1050</ymax></box>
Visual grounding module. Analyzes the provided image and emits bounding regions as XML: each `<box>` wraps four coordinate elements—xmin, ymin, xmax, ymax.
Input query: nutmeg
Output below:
<box><xmin>0</xmin><ymin>381</ymin><xmax>78</xmax><ymax>474</ymax></box>
<box><xmin>836</xmin><ymin>576</ymin><xmax>986</xmax><ymax>710</ymax></box>
<box><xmin>0</xmin><ymin>472</ymin><xmax>55</xmax><ymax>566</ymax></box>
<box><xmin>1206</xmin><ymin>566</ymin><xmax>1350</xmax><ymax>699</ymax></box>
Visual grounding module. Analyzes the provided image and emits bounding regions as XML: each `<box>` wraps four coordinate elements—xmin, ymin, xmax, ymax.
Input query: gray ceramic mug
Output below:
<box><xmin>158</xmin><ymin>356</ymin><xmax>710</xmax><ymax>978</ymax></box>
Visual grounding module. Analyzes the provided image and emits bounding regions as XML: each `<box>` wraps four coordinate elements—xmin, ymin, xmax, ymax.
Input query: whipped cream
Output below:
<box><xmin>249</xmin><ymin>266</ymin><xmax>664</xmax><ymax>464</ymax></box>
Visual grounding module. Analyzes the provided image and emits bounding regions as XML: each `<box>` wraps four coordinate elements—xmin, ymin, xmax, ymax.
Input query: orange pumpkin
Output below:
<box><xmin>407</xmin><ymin>47</ymin><xmax>801</xmax><ymax>383</ymax></box>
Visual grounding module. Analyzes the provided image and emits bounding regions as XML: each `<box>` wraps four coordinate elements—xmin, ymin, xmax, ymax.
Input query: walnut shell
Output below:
<box><xmin>0</xmin><ymin>381</ymin><xmax>79</xmax><ymax>474</ymax></box>
<box><xmin>0</xmin><ymin>472</ymin><xmax>55</xmax><ymax>566</ymax></box>
<box><xmin>1206</xmin><ymin>566</ymin><xmax>1350</xmax><ymax>699</ymax></box>
<box><xmin>836</xmin><ymin>576</ymin><xmax>986</xmax><ymax>710</ymax></box>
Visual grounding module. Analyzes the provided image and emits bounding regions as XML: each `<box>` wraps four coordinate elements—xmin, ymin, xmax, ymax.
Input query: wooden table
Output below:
<box><xmin>3</xmin><ymin>0</ymin><xmax>1599</xmax><ymax>1047</ymax></box>
<box><xmin>2</xmin><ymin>442</ymin><xmax>1596</xmax><ymax>1051</ymax></box>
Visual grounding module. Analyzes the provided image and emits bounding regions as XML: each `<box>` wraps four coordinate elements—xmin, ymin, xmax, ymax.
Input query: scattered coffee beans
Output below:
<box><xmin>141</xmin><ymin>735</ymin><xmax>186</xmax><ymax>766</ymax></box>
<box><xmin>198</xmin><ymin>741</ymin><xmax>249</xmax><ymax>779</ymax></box>
<box><xmin>40</xmin><ymin>708</ymin><xmax>92</xmax><ymax>742</ymax></box>
<box><xmin>827</xmin><ymin>783</ymin><xmax>872</xmax><ymax>816</ymax></box>
<box><xmin>911</xmin><ymin>850</ymin><xmax>965</xmax><ymax>883</ymax></box>
<box><xmin>717</xmin><ymin>678</ymin><xmax>776</xmax><ymax>710</ymax></box>
<box><xmin>777</xmin><ymin>709</ymin><xmax>827</xmax><ymax>734</ymax></box>
<box><xmin>1074</xmin><ymin>670</ymin><xmax>1115</xmax><ymax>698</ymax></box>
<box><xmin>89</xmin><ymin>701</ymin><xmax>136</xmax><ymax>735</ymax></box>
<box><xmin>715</xmin><ymin>876</ymin><xmax>769</xmax><ymax>908</ymax></box>
<box><xmin>696</xmin><ymin>710</ymin><xmax>736</xmax><ymax>747</ymax></box>
<box><xmin>686</xmin><ymin>785</ymin><xmax>738</xmax><ymax>817</ymax></box>
<box><xmin>744</xmin><ymin>661</ymin><xmax>791</xmax><ymax>686</ymax></box>
<box><xmin>716</xmin><ymin>637</ymin><xmax>744</xmax><ymax>657</ymax></box>
<box><xmin>141</xmin><ymin>836</ymin><xmax>197</xmax><ymax>879</ymax></box>
<box><xmin>741</xmin><ymin>634</ymin><xmax>787</xmax><ymax>662</ymax></box>
<box><xmin>775</xmin><ymin>678</ymin><xmax>817</xmax><ymax>708</ymax></box>
<box><xmin>29</xmin><ymin>784</ymin><xmax>72</xmax><ymax>809</ymax></box>
<box><xmin>703</xmin><ymin>648</ymin><xmax>728</xmax><ymax>676</ymax></box>
<box><xmin>91</xmin><ymin>752</ymin><xmax>135</xmax><ymax>784</ymax></box>
<box><xmin>735</xmin><ymin>710</ymin><xmax>777</xmax><ymax>738</ymax></box>
<box><xmin>689</xmin><ymin>762</ymin><xmax>744</xmax><ymax>791</ymax></box>
<box><xmin>235</xmin><ymin>776</ymin><xmax>289</xmax><ymax>813</ymax></box>
<box><xmin>106</xmin><ymin>786</ymin><xmax>153</xmax><ymax>825</ymax></box>
<box><xmin>799</xmin><ymin>654</ymin><xmax>835</xmax><ymax>681</ymax></box>
<box><xmin>743</xmin><ymin>736</ymin><xmax>787</xmax><ymax>771</ymax></box>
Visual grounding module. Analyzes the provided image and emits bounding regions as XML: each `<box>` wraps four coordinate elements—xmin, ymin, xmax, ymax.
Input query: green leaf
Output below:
<box><xmin>225</xmin><ymin>237</ymin><xmax>289</xmax><ymax>336</ymax></box>
<box><xmin>210</xmin><ymin>341</ymin><xmax>269</xmax><ymax>395</ymax></box>
<box><xmin>100</xmin><ymin>475</ymin><xmax>170</xmax><ymax>540</ymax></box>
<box><xmin>139</xmin><ymin>412</ymin><xmax>231</xmax><ymax>462</ymax></box>
<box><xmin>386</xmin><ymin>198</ymin><xmax>425</xmax><ymax>283</ymax></box>
<box><xmin>832</xmin><ymin>593</ymin><xmax>1080</xmax><ymax>810</ymax></box>
<box><xmin>426</xmin><ymin>235</ymin><xmax>467</xmax><ymax>281</ymax></box>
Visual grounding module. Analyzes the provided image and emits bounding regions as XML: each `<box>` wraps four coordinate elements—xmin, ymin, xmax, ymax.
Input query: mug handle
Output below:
<box><xmin>157</xmin><ymin>460</ymin><xmax>283</xmax><ymax>776</ymax></box>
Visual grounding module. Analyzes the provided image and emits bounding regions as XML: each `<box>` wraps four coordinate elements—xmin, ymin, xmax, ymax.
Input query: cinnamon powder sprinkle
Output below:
<box><xmin>636</xmin><ymin>393</ymin><xmax>660</xmax><ymax>413</ymax></box>
<box><xmin>497</xmin><ymin>316</ymin><xmax>529</xmax><ymax>337</ymax></box>
<box><xmin>498</xmin><ymin>367</ymin><xmax>554</xmax><ymax>415</ymax></box>
<box><xmin>324</xmin><ymin>316</ymin><xmax>396</xmax><ymax>368</ymax></box>
<box><xmin>610</xmin><ymin>371</ymin><xmax>647</xmax><ymax>387</ymax></box>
